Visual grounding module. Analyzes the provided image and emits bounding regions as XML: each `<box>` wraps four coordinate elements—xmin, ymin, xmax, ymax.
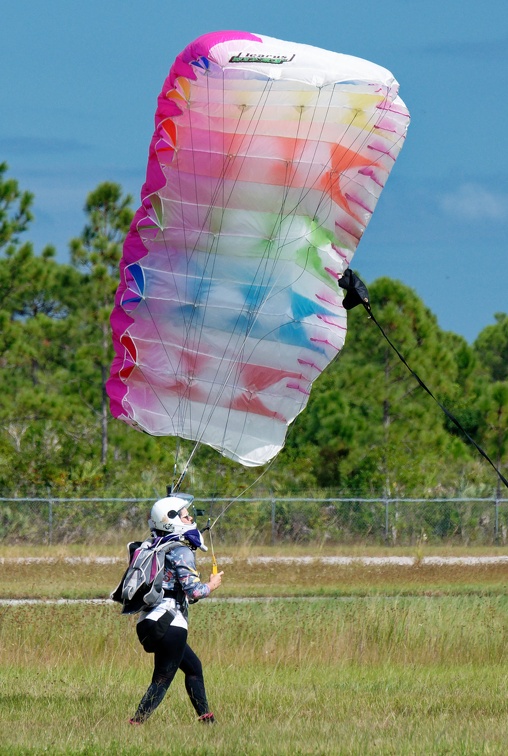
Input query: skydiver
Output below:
<box><xmin>128</xmin><ymin>495</ymin><xmax>224</xmax><ymax>725</ymax></box>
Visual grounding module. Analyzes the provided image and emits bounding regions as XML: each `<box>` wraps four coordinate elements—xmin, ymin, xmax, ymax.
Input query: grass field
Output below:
<box><xmin>1</xmin><ymin>545</ymin><xmax>508</xmax><ymax>754</ymax></box>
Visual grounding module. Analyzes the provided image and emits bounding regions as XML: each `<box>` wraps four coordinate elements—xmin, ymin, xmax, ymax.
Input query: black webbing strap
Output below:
<box><xmin>368</xmin><ymin>307</ymin><xmax>508</xmax><ymax>490</ymax></box>
<box><xmin>338</xmin><ymin>269</ymin><xmax>508</xmax><ymax>490</ymax></box>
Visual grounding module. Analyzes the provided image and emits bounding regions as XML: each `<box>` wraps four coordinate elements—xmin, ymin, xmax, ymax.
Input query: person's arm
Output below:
<box><xmin>174</xmin><ymin>546</ymin><xmax>223</xmax><ymax>601</ymax></box>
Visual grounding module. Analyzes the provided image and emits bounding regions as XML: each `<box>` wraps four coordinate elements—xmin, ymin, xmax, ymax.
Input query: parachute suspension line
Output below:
<box><xmin>172</xmin><ymin>78</ymin><xmax>343</xmax><ymax>458</ymax></box>
<box><xmin>108</xmin><ymin>35</ymin><xmax>412</xmax><ymax>497</ymax></box>
<box><xmin>140</xmin><ymin>74</ymin><xmax>266</xmax><ymax>459</ymax></box>
<box><xmin>209</xmin><ymin>456</ymin><xmax>278</xmax><ymax>531</ymax></box>
<box><xmin>158</xmin><ymin>76</ymin><xmax>285</xmax><ymax>480</ymax></box>
<box><xmin>200</xmin><ymin>84</ymin><xmax>351</xmax><ymax>456</ymax></box>
<box><xmin>310</xmin><ymin>87</ymin><xmax>393</xmax><ymax>233</ymax></box>
<box><xmin>126</xmin><ymin>72</ymin><xmax>407</xmax><ymax>482</ymax></box>
<box><xmin>169</xmin><ymin>70</ymin><xmax>250</xmax><ymax>465</ymax></box>
<box><xmin>121</xmin><ymin>80</ymin><xmax>389</xmax><ymax>467</ymax></box>
<box><xmin>163</xmin><ymin>71</ymin><xmax>220</xmax><ymax>447</ymax></box>
<box><xmin>172</xmin><ymin>439</ymin><xmax>201</xmax><ymax>493</ymax></box>
<box><xmin>267</xmin><ymin>82</ymin><xmax>372</xmax><ymax>301</ymax></box>
<box><xmin>352</xmin><ymin>292</ymin><xmax>508</xmax><ymax>491</ymax></box>
<box><xmin>173</xmin><ymin>79</ymin><xmax>286</xmax><ymax>485</ymax></box>
<box><xmin>167</xmin><ymin>75</ymin><xmax>319</xmax><ymax>465</ymax></box>
<box><xmin>171</xmin><ymin>438</ymin><xmax>182</xmax><ymax>490</ymax></box>
<box><xmin>291</xmin><ymin>80</ymin><xmax>407</xmax><ymax>241</ymax></box>
<box><xmin>123</xmin><ymin>84</ymin><xmax>395</xmax><ymax>476</ymax></box>
<box><xmin>222</xmin><ymin>87</ymin><xmax>342</xmax><ymax>374</ymax></box>
<box><xmin>207</xmin><ymin>83</ymin><xmax>320</xmax><ymax>454</ymax></box>
<box><xmin>127</xmin><ymin>76</ymin><xmax>276</xmax><ymax>486</ymax></box>
<box><xmin>225</xmin><ymin>88</ymin><xmax>335</xmax><ymax>378</ymax></box>
<box><xmin>269</xmin><ymin>83</ymin><xmax>338</xmax><ymax>239</ymax></box>
<box><xmin>173</xmin><ymin>78</ymin><xmax>282</xmax><ymax>458</ymax></box>
<box><xmin>107</xmin><ymin>87</ymin><xmax>215</xmax><ymax>457</ymax></box>
<box><xmin>262</xmin><ymin>85</ymin><xmax>352</xmax><ymax>290</ymax></box>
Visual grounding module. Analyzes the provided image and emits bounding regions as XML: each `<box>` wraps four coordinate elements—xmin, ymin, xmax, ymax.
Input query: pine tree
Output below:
<box><xmin>0</xmin><ymin>162</ymin><xmax>33</xmax><ymax>250</ymax></box>
<box><xmin>69</xmin><ymin>182</ymin><xmax>133</xmax><ymax>465</ymax></box>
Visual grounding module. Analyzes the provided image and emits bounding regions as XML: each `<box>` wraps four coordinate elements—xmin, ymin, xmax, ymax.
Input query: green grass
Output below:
<box><xmin>3</xmin><ymin>541</ymin><xmax>508</xmax><ymax>558</ymax></box>
<box><xmin>2</xmin><ymin>550</ymin><xmax>508</xmax><ymax>753</ymax></box>
<box><xmin>3</xmin><ymin>659</ymin><xmax>508</xmax><ymax>754</ymax></box>
<box><xmin>2</xmin><ymin>552</ymin><xmax>508</xmax><ymax>599</ymax></box>
<box><xmin>2</xmin><ymin>600</ymin><xmax>508</xmax><ymax>753</ymax></box>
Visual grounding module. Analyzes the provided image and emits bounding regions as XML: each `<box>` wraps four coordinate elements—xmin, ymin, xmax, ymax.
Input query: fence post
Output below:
<box><xmin>271</xmin><ymin>498</ymin><xmax>276</xmax><ymax>546</ymax></box>
<box><xmin>495</xmin><ymin>496</ymin><xmax>499</xmax><ymax>543</ymax></box>
<box><xmin>384</xmin><ymin>498</ymin><xmax>389</xmax><ymax>542</ymax></box>
<box><xmin>48</xmin><ymin>497</ymin><xmax>53</xmax><ymax>546</ymax></box>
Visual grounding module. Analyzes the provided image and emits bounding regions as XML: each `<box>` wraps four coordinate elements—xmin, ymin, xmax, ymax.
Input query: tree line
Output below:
<box><xmin>1</xmin><ymin>162</ymin><xmax>507</xmax><ymax>502</ymax></box>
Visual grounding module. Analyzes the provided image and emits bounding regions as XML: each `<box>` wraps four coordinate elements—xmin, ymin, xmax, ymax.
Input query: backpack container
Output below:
<box><xmin>111</xmin><ymin>537</ymin><xmax>179</xmax><ymax>615</ymax></box>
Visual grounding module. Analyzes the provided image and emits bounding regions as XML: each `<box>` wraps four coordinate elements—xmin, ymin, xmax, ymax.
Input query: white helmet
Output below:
<box><xmin>148</xmin><ymin>495</ymin><xmax>191</xmax><ymax>534</ymax></box>
<box><xmin>148</xmin><ymin>494</ymin><xmax>207</xmax><ymax>551</ymax></box>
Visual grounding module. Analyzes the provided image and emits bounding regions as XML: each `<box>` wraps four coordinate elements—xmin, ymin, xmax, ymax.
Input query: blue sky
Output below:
<box><xmin>1</xmin><ymin>0</ymin><xmax>507</xmax><ymax>343</ymax></box>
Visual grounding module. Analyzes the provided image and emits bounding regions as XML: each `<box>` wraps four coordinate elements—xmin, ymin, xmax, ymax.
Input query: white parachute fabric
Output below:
<box><xmin>107</xmin><ymin>31</ymin><xmax>410</xmax><ymax>466</ymax></box>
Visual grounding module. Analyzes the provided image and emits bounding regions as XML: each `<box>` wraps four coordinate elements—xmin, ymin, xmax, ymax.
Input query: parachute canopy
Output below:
<box><xmin>107</xmin><ymin>31</ymin><xmax>409</xmax><ymax>467</ymax></box>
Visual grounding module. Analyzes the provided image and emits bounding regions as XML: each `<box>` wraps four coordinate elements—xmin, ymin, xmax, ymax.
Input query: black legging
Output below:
<box><xmin>132</xmin><ymin>624</ymin><xmax>210</xmax><ymax>722</ymax></box>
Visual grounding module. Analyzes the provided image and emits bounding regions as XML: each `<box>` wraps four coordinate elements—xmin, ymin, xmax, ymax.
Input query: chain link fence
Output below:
<box><xmin>1</xmin><ymin>496</ymin><xmax>508</xmax><ymax>546</ymax></box>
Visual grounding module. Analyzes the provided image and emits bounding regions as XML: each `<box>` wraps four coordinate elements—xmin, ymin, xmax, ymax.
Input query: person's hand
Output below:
<box><xmin>207</xmin><ymin>570</ymin><xmax>224</xmax><ymax>592</ymax></box>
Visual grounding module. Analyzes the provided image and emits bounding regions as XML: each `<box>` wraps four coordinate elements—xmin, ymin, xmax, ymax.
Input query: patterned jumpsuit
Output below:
<box><xmin>131</xmin><ymin>542</ymin><xmax>214</xmax><ymax>723</ymax></box>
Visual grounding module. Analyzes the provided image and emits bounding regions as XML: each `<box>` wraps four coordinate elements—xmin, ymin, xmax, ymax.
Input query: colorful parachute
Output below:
<box><xmin>107</xmin><ymin>31</ymin><xmax>409</xmax><ymax>467</ymax></box>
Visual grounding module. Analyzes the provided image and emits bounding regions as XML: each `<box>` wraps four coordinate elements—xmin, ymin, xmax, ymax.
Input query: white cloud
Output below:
<box><xmin>440</xmin><ymin>183</ymin><xmax>508</xmax><ymax>222</ymax></box>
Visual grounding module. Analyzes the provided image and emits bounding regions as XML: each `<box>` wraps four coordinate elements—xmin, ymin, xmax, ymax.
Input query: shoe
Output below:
<box><xmin>129</xmin><ymin>718</ymin><xmax>142</xmax><ymax>726</ymax></box>
<box><xmin>198</xmin><ymin>712</ymin><xmax>215</xmax><ymax>723</ymax></box>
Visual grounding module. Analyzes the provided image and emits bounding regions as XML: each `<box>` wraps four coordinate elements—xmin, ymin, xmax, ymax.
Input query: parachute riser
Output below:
<box><xmin>339</xmin><ymin>269</ymin><xmax>508</xmax><ymax>491</ymax></box>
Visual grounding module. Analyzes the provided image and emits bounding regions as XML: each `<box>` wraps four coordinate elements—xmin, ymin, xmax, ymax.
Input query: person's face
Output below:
<box><xmin>179</xmin><ymin>508</ymin><xmax>193</xmax><ymax>523</ymax></box>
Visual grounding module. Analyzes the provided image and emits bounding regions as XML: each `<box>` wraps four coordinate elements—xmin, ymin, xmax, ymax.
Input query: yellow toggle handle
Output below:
<box><xmin>208</xmin><ymin>520</ymin><xmax>218</xmax><ymax>575</ymax></box>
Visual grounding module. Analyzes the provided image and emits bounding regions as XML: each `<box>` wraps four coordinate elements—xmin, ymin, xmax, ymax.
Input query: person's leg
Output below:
<box><xmin>131</xmin><ymin>625</ymin><xmax>187</xmax><ymax>723</ymax></box>
<box><xmin>179</xmin><ymin>644</ymin><xmax>214</xmax><ymax>720</ymax></box>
